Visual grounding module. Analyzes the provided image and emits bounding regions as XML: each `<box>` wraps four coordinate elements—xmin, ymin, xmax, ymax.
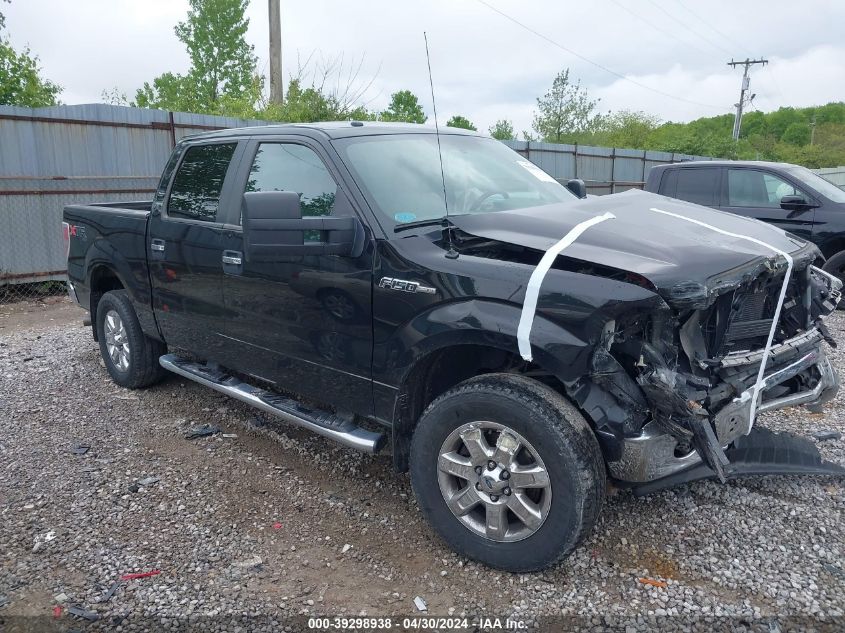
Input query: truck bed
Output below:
<box><xmin>63</xmin><ymin>200</ymin><xmax>156</xmax><ymax>334</ymax></box>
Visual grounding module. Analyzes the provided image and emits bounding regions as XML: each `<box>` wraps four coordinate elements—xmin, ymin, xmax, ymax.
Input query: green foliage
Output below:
<box><xmin>531</xmin><ymin>68</ymin><xmax>604</xmax><ymax>143</ymax></box>
<box><xmin>135</xmin><ymin>0</ymin><xmax>257</xmax><ymax>114</ymax></box>
<box><xmin>592</xmin><ymin>110</ymin><xmax>661</xmax><ymax>148</ymax></box>
<box><xmin>781</xmin><ymin>122</ymin><xmax>811</xmax><ymax>146</ymax></box>
<box><xmin>0</xmin><ymin>0</ymin><xmax>61</xmax><ymax>107</ymax></box>
<box><xmin>561</xmin><ymin>99</ymin><xmax>845</xmax><ymax>167</ymax></box>
<box><xmin>257</xmin><ymin>77</ymin><xmax>374</xmax><ymax>123</ymax></box>
<box><xmin>445</xmin><ymin>115</ymin><xmax>476</xmax><ymax>131</ymax></box>
<box><xmin>380</xmin><ymin>90</ymin><xmax>426</xmax><ymax>124</ymax></box>
<box><xmin>488</xmin><ymin>119</ymin><xmax>515</xmax><ymax>140</ymax></box>
<box><xmin>0</xmin><ymin>37</ymin><xmax>61</xmax><ymax>107</ymax></box>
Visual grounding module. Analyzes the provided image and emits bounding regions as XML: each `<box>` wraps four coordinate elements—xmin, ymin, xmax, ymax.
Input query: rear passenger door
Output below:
<box><xmin>668</xmin><ymin>166</ymin><xmax>721</xmax><ymax>208</ymax></box>
<box><xmin>719</xmin><ymin>167</ymin><xmax>816</xmax><ymax>241</ymax></box>
<box><xmin>148</xmin><ymin>140</ymin><xmax>242</xmax><ymax>358</ymax></box>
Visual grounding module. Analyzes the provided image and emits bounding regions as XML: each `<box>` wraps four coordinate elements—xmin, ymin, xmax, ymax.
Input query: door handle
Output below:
<box><xmin>222</xmin><ymin>252</ymin><xmax>243</xmax><ymax>266</ymax></box>
<box><xmin>150</xmin><ymin>239</ymin><xmax>166</xmax><ymax>252</ymax></box>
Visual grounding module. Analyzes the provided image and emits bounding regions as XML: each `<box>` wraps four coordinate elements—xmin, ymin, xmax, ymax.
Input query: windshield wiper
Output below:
<box><xmin>393</xmin><ymin>217</ymin><xmax>454</xmax><ymax>233</ymax></box>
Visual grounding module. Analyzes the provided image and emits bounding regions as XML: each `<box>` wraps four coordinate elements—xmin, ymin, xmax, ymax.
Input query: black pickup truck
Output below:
<box><xmin>644</xmin><ymin>160</ymin><xmax>845</xmax><ymax>286</ymax></box>
<box><xmin>64</xmin><ymin>123</ymin><xmax>844</xmax><ymax>571</ymax></box>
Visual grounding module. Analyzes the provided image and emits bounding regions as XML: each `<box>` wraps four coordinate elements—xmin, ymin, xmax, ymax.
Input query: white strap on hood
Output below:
<box><xmin>517</xmin><ymin>211</ymin><xmax>616</xmax><ymax>362</ymax></box>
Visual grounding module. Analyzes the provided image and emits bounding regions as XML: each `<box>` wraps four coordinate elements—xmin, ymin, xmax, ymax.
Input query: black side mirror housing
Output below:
<box><xmin>242</xmin><ymin>190</ymin><xmax>364</xmax><ymax>262</ymax></box>
<box><xmin>566</xmin><ymin>178</ymin><xmax>587</xmax><ymax>199</ymax></box>
<box><xmin>780</xmin><ymin>194</ymin><xmax>813</xmax><ymax>211</ymax></box>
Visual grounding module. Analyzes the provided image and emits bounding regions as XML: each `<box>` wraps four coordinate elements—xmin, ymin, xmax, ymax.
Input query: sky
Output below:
<box><xmin>4</xmin><ymin>0</ymin><xmax>845</xmax><ymax>134</ymax></box>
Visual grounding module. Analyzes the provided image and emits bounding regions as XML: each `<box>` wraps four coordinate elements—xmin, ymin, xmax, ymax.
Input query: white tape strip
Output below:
<box><xmin>517</xmin><ymin>211</ymin><xmax>616</xmax><ymax>361</ymax></box>
<box><xmin>650</xmin><ymin>207</ymin><xmax>793</xmax><ymax>428</ymax></box>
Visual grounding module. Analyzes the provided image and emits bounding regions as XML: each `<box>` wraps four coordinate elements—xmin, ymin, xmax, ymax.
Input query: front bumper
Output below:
<box><xmin>609</xmin><ymin>330</ymin><xmax>839</xmax><ymax>484</ymax></box>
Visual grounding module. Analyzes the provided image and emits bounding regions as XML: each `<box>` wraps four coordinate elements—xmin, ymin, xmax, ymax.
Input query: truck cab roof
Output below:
<box><xmin>187</xmin><ymin>121</ymin><xmax>486</xmax><ymax>141</ymax></box>
<box><xmin>655</xmin><ymin>159</ymin><xmax>797</xmax><ymax>170</ymax></box>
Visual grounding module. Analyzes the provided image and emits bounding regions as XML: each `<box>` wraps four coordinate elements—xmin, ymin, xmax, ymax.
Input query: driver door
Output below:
<box><xmin>719</xmin><ymin>167</ymin><xmax>816</xmax><ymax>242</ymax></box>
<box><xmin>218</xmin><ymin>138</ymin><xmax>375</xmax><ymax>416</ymax></box>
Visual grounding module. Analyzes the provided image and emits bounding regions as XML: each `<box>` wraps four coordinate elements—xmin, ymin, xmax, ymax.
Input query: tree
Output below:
<box><xmin>446</xmin><ymin>115</ymin><xmax>476</xmax><ymax>131</ymax></box>
<box><xmin>532</xmin><ymin>69</ymin><xmax>603</xmax><ymax>143</ymax></box>
<box><xmin>380</xmin><ymin>90</ymin><xmax>426</xmax><ymax>124</ymax></box>
<box><xmin>489</xmin><ymin>119</ymin><xmax>515</xmax><ymax>140</ymax></box>
<box><xmin>135</xmin><ymin>0</ymin><xmax>258</xmax><ymax>113</ymax></box>
<box><xmin>256</xmin><ymin>53</ymin><xmax>378</xmax><ymax>123</ymax></box>
<box><xmin>0</xmin><ymin>0</ymin><xmax>61</xmax><ymax>107</ymax></box>
<box><xmin>781</xmin><ymin>122</ymin><xmax>811</xmax><ymax>147</ymax></box>
<box><xmin>597</xmin><ymin>110</ymin><xmax>661</xmax><ymax>149</ymax></box>
<box><xmin>101</xmin><ymin>87</ymin><xmax>129</xmax><ymax>106</ymax></box>
<box><xmin>0</xmin><ymin>38</ymin><xmax>61</xmax><ymax>107</ymax></box>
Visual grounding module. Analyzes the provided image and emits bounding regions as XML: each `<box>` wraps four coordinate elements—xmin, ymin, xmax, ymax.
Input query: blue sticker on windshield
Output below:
<box><xmin>394</xmin><ymin>212</ymin><xmax>417</xmax><ymax>223</ymax></box>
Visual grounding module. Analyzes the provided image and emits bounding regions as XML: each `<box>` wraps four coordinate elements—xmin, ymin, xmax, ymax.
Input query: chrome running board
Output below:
<box><xmin>159</xmin><ymin>354</ymin><xmax>385</xmax><ymax>454</ymax></box>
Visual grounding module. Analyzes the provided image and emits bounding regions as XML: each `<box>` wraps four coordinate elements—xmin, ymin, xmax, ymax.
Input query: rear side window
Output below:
<box><xmin>675</xmin><ymin>168</ymin><xmax>719</xmax><ymax>206</ymax></box>
<box><xmin>167</xmin><ymin>143</ymin><xmax>236</xmax><ymax>222</ymax></box>
<box><xmin>658</xmin><ymin>169</ymin><xmax>677</xmax><ymax>197</ymax></box>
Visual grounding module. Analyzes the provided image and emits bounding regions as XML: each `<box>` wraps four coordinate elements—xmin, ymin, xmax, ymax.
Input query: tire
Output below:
<box><xmin>410</xmin><ymin>374</ymin><xmax>605</xmax><ymax>572</ymax></box>
<box><xmin>96</xmin><ymin>290</ymin><xmax>167</xmax><ymax>389</ymax></box>
<box><xmin>822</xmin><ymin>251</ymin><xmax>845</xmax><ymax>310</ymax></box>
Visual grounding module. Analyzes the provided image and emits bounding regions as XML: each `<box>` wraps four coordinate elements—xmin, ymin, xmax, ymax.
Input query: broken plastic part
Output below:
<box><xmin>630</xmin><ymin>427</ymin><xmax>845</xmax><ymax>496</ymax></box>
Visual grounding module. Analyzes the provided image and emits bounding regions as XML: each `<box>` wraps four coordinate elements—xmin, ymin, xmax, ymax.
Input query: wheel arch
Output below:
<box><xmin>88</xmin><ymin>264</ymin><xmax>126</xmax><ymax>341</ymax></box>
<box><xmin>387</xmin><ymin>300</ymin><xmax>595</xmax><ymax>472</ymax></box>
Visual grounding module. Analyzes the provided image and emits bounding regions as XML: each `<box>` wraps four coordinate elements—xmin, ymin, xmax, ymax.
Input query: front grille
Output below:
<box><xmin>702</xmin><ymin>273</ymin><xmax>794</xmax><ymax>356</ymax></box>
<box><xmin>725</xmin><ymin>318</ymin><xmax>773</xmax><ymax>342</ymax></box>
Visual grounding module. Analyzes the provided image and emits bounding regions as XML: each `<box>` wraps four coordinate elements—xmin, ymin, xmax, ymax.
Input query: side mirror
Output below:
<box><xmin>566</xmin><ymin>178</ymin><xmax>587</xmax><ymax>199</ymax></box>
<box><xmin>242</xmin><ymin>190</ymin><xmax>364</xmax><ymax>261</ymax></box>
<box><xmin>780</xmin><ymin>194</ymin><xmax>812</xmax><ymax>211</ymax></box>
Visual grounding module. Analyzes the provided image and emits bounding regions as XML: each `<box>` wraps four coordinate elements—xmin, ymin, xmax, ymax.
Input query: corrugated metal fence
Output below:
<box><xmin>0</xmin><ymin>104</ymin><xmax>273</xmax><ymax>297</ymax></box>
<box><xmin>501</xmin><ymin>140</ymin><xmax>713</xmax><ymax>195</ymax></box>
<box><xmin>8</xmin><ymin>103</ymin><xmax>839</xmax><ymax>298</ymax></box>
<box><xmin>814</xmin><ymin>167</ymin><xmax>845</xmax><ymax>188</ymax></box>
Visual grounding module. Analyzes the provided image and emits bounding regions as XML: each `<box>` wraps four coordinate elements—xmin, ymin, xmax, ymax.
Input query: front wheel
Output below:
<box><xmin>410</xmin><ymin>374</ymin><xmax>605</xmax><ymax>572</ymax></box>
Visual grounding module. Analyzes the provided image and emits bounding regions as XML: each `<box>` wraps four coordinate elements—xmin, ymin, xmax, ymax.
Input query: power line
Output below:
<box><xmin>644</xmin><ymin>0</ymin><xmax>733</xmax><ymax>57</ymax></box>
<box><xmin>607</xmin><ymin>0</ymin><xmax>710</xmax><ymax>58</ymax></box>
<box><xmin>674</xmin><ymin>0</ymin><xmax>752</xmax><ymax>56</ymax></box>
<box><xmin>673</xmin><ymin>0</ymin><xmax>787</xmax><ymax>104</ymax></box>
<box><xmin>475</xmin><ymin>0</ymin><xmax>730</xmax><ymax>111</ymax></box>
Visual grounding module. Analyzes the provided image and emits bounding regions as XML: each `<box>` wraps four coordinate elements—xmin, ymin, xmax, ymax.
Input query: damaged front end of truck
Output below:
<box><xmin>449</xmin><ymin>190</ymin><xmax>845</xmax><ymax>492</ymax></box>
<box><xmin>591</xmin><ymin>255</ymin><xmax>843</xmax><ymax>492</ymax></box>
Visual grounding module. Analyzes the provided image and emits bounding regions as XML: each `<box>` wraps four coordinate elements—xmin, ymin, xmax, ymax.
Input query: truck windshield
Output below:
<box><xmin>785</xmin><ymin>165</ymin><xmax>845</xmax><ymax>203</ymax></box>
<box><xmin>334</xmin><ymin>133</ymin><xmax>576</xmax><ymax>228</ymax></box>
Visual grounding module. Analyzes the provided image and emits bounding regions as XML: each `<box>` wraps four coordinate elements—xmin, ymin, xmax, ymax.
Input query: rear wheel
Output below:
<box><xmin>96</xmin><ymin>290</ymin><xmax>167</xmax><ymax>389</ymax></box>
<box><xmin>822</xmin><ymin>251</ymin><xmax>845</xmax><ymax>310</ymax></box>
<box><xmin>410</xmin><ymin>374</ymin><xmax>605</xmax><ymax>572</ymax></box>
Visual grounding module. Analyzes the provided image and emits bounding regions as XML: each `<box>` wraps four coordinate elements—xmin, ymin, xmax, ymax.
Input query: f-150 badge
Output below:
<box><xmin>378</xmin><ymin>277</ymin><xmax>436</xmax><ymax>294</ymax></box>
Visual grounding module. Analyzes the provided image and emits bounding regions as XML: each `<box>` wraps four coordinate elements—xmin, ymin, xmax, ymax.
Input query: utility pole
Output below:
<box><xmin>269</xmin><ymin>0</ymin><xmax>283</xmax><ymax>105</ymax></box>
<box><xmin>727</xmin><ymin>58</ymin><xmax>767</xmax><ymax>141</ymax></box>
<box><xmin>810</xmin><ymin>114</ymin><xmax>817</xmax><ymax>145</ymax></box>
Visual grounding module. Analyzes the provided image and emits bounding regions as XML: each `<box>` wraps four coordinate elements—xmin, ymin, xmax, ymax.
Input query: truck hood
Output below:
<box><xmin>450</xmin><ymin>189</ymin><xmax>817</xmax><ymax>308</ymax></box>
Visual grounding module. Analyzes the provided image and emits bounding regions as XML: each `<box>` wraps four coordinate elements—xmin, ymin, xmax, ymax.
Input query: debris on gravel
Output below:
<box><xmin>1</xmin><ymin>301</ymin><xmax>844</xmax><ymax>632</ymax></box>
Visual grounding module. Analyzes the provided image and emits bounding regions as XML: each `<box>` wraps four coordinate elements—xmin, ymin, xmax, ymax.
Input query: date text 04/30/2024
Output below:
<box><xmin>307</xmin><ymin>616</ymin><xmax>528</xmax><ymax>630</ymax></box>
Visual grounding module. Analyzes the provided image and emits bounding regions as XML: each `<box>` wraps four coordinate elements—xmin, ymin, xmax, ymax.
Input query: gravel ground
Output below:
<box><xmin>1</xmin><ymin>299</ymin><xmax>844</xmax><ymax>632</ymax></box>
